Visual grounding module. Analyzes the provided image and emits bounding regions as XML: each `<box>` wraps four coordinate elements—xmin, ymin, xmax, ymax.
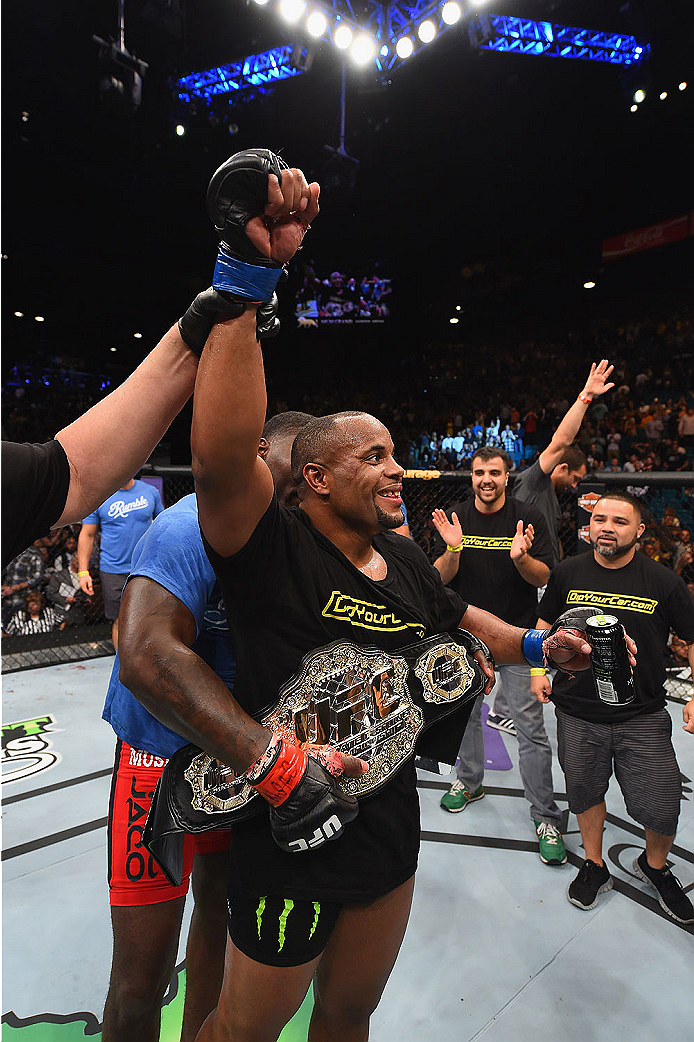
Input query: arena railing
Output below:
<box><xmin>2</xmin><ymin>468</ymin><xmax>693</xmax><ymax>707</ymax></box>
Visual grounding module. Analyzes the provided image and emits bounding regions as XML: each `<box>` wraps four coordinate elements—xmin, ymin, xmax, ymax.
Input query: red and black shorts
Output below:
<box><xmin>107</xmin><ymin>739</ymin><xmax>232</xmax><ymax>907</ymax></box>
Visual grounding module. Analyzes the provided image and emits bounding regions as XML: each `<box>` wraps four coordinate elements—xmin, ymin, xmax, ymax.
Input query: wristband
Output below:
<box><xmin>522</xmin><ymin>628</ymin><xmax>549</xmax><ymax>668</ymax></box>
<box><xmin>77</xmin><ymin>571</ymin><xmax>90</xmax><ymax>577</ymax></box>
<box><xmin>577</xmin><ymin>393</ymin><xmax>592</xmax><ymax>405</ymax></box>
<box><xmin>247</xmin><ymin>734</ymin><xmax>307</xmax><ymax>807</ymax></box>
<box><xmin>446</xmin><ymin>543</ymin><xmax>463</xmax><ymax>553</ymax></box>
<box><xmin>530</xmin><ymin>667</ymin><xmax>547</xmax><ymax>676</ymax></box>
<box><xmin>213</xmin><ymin>250</ymin><xmax>283</xmax><ymax>303</ymax></box>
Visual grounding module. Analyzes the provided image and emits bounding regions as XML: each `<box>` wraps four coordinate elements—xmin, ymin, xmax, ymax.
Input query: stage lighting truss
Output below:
<box><xmin>468</xmin><ymin>14</ymin><xmax>648</xmax><ymax>66</ymax></box>
<box><xmin>175</xmin><ymin>43</ymin><xmax>311</xmax><ymax>103</ymax></box>
<box><xmin>174</xmin><ymin>2</ymin><xmax>649</xmax><ymax>103</ymax></box>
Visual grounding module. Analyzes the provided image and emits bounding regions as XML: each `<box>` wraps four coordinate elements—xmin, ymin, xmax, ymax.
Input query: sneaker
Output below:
<box><xmin>567</xmin><ymin>859</ymin><xmax>613</xmax><ymax>910</ymax></box>
<box><xmin>486</xmin><ymin>712</ymin><xmax>517</xmax><ymax>737</ymax></box>
<box><xmin>632</xmin><ymin>851</ymin><xmax>694</xmax><ymax>924</ymax></box>
<box><xmin>534</xmin><ymin>821</ymin><xmax>568</xmax><ymax>865</ymax></box>
<box><xmin>440</xmin><ymin>781</ymin><xmax>484</xmax><ymax>813</ymax></box>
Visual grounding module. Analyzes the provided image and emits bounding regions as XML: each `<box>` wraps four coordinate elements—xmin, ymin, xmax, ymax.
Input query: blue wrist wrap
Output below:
<box><xmin>213</xmin><ymin>252</ymin><xmax>282</xmax><ymax>303</ymax></box>
<box><xmin>522</xmin><ymin>628</ymin><xmax>548</xmax><ymax>668</ymax></box>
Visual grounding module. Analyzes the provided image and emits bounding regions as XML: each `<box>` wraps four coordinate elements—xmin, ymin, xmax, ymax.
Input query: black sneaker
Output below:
<box><xmin>632</xmin><ymin>852</ymin><xmax>694</xmax><ymax>924</ymax></box>
<box><xmin>567</xmin><ymin>859</ymin><xmax>613</xmax><ymax>910</ymax></box>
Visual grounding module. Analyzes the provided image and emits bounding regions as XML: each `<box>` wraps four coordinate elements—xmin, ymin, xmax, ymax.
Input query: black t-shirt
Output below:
<box><xmin>434</xmin><ymin>497</ymin><xmax>555</xmax><ymax>627</ymax></box>
<box><xmin>2</xmin><ymin>440</ymin><xmax>71</xmax><ymax>568</ymax></box>
<box><xmin>203</xmin><ymin>496</ymin><xmax>468</xmax><ymax>902</ymax></box>
<box><xmin>539</xmin><ymin>551</ymin><xmax>694</xmax><ymax>723</ymax></box>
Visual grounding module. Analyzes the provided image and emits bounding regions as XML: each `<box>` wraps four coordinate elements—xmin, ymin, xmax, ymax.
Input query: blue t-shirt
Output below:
<box><xmin>83</xmin><ymin>479</ymin><xmax>165</xmax><ymax>573</ymax></box>
<box><xmin>102</xmin><ymin>494</ymin><xmax>236</xmax><ymax>757</ymax></box>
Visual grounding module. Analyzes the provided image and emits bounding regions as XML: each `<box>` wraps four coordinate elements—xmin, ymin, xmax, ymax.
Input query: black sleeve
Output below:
<box><xmin>521</xmin><ymin>503</ymin><xmax>557</xmax><ymax>569</ymax></box>
<box><xmin>2</xmin><ymin>440</ymin><xmax>71</xmax><ymax>568</ymax></box>
<box><xmin>665</xmin><ymin>577</ymin><xmax>694</xmax><ymax>643</ymax></box>
<box><xmin>537</xmin><ymin>567</ymin><xmax>564</xmax><ymax>624</ymax></box>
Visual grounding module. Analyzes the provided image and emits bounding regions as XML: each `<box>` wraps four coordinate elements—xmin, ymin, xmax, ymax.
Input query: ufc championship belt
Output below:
<box><xmin>144</xmin><ymin>629</ymin><xmax>488</xmax><ymax>884</ymax></box>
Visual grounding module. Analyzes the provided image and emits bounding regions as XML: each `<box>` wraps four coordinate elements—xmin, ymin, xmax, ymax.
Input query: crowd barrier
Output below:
<box><xmin>3</xmin><ymin>470</ymin><xmax>693</xmax><ymax>705</ymax></box>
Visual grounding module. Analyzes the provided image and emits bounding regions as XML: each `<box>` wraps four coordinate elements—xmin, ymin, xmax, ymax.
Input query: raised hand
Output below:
<box><xmin>583</xmin><ymin>359</ymin><xmax>615</xmax><ymax>400</ymax></box>
<box><xmin>245</xmin><ymin>172</ymin><xmax>320</xmax><ymax>266</ymax></box>
<box><xmin>432</xmin><ymin>508</ymin><xmax>462</xmax><ymax>548</ymax></box>
<box><xmin>510</xmin><ymin>520</ymin><xmax>534</xmax><ymax>561</ymax></box>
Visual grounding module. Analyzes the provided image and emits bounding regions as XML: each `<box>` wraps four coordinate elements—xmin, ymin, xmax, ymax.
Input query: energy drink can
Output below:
<box><xmin>585</xmin><ymin>614</ymin><xmax>634</xmax><ymax>705</ymax></box>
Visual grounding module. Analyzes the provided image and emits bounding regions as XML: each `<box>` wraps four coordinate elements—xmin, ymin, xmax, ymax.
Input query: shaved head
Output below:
<box><xmin>291</xmin><ymin>411</ymin><xmax>378</xmax><ymax>491</ymax></box>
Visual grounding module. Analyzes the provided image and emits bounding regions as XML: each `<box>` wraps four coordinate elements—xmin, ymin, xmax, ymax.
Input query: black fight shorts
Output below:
<box><xmin>227</xmin><ymin>878</ymin><xmax>342</xmax><ymax>967</ymax></box>
<box><xmin>556</xmin><ymin>707</ymin><xmax>682</xmax><ymax>836</ymax></box>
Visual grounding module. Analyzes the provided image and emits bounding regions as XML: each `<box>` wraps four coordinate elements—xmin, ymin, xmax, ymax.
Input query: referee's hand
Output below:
<box><xmin>683</xmin><ymin>698</ymin><xmax>694</xmax><ymax>734</ymax></box>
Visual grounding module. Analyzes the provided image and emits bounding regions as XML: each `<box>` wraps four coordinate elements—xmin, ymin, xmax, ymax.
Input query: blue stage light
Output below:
<box><xmin>176</xmin><ymin>44</ymin><xmax>311</xmax><ymax>103</ymax></box>
<box><xmin>469</xmin><ymin>14</ymin><xmax>648</xmax><ymax>65</ymax></box>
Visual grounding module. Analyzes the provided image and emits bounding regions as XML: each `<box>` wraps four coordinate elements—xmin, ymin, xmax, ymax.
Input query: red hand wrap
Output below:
<box><xmin>250</xmin><ymin>738</ymin><xmax>308</xmax><ymax>807</ymax></box>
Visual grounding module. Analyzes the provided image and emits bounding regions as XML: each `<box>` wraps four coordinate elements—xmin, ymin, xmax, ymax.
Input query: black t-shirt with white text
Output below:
<box><xmin>434</xmin><ymin>497</ymin><xmax>555</xmax><ymax>627</ymax></box>
<box><xmin>203</xmin><ymin>496</ymin><xmax>468</xmax><ymax>903</ymax></box>
<box><xmin>538</xmin><ymin>551</ymin><xmax>694</xmax><ymax>723</ymax></box>
<box><xmin>2</xmin><ymin>440</ymin><xmax>70</xmax><ymax>567</ymax></box>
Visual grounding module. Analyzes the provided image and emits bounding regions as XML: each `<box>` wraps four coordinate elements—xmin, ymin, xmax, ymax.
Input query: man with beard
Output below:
<box><xmin>534</xmin><ymin>492</ymin><xmax>694</xmax><ymax>921</ymax></box>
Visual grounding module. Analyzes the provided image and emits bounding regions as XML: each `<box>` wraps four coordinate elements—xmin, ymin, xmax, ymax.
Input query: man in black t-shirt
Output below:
<box><xmin>432</xmin><ymin>446</ymin><xmax>566</xmax><ymax>865</ymax></box>
<box><xmin>536</xmin><ymin>492</ymin><xmax>694</xmax><ymax>923</ymax></box>
<box><xmin>138</xmin><ymin>151</ymin><xmax>599</xmax><ymax>1041</ymax></box>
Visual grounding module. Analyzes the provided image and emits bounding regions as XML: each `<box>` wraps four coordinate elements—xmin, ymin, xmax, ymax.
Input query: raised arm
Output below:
<box><xmin>538</xmin><ymin>360</ymin><xmax>615</xmax><ymax>475</ymax></box>
<box><xmin>191</xmin><ymin>157</ymin><xmax>319</xmax><ymax>557</ymax></box>
<box><xmin>54</xmin><ymin>325</ymin><xmax>198</xmax><ymax>526</ymax></box>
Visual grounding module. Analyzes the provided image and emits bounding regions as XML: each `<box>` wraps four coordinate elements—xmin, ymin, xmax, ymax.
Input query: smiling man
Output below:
<box><xmin>534</xmin><ymin>492</ymin><xmax>694</xmax><ymax>921</ymax></box>
<box><xmin>134</xmin><ymin>148</ymin><xmax>600</xmax><ymax>1042</ymax></box>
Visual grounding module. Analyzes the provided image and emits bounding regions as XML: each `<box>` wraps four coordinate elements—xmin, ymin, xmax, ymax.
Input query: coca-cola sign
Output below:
<box><xmin>602</xmin><ymin>213</ymin><xmax>691</xmax><ymax>260</ymax></box>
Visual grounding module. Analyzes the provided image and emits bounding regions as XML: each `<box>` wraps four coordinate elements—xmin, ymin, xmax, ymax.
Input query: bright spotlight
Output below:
<box><xmin>396</xmin><ymin>37</ymin><xmax>413</xmax><ymax>59</ymax></box>
<box><xmin>380</xmin><ymin>44</ymin><xmax>389</xmax><ymax>57</ymax></box>
<box><xmin>659</xmin><ymin>91</ymin><xmax>667</xmax><ymax>100</ymax></box>
<box><xmin>175</xmin><ymin>124</ymin><xmax>186</xmax><ymax>136</ymax></box>
<box><xmin>110</xmin><ymin>346</ymin><xmax>117</xmax><ymax>352</ymax></box>
<box><xmin>455</xmin><ymin>305</ymin><xmax>461</xmax><ymax>311</ymax></box>
<box><xmin>307</xmin><ymin>10</ymin><xmax>327</xmax><ymax>36</ymax></box>
<box><xmin>449</xmin><ymin>317</ymin><xmax>459</xmax><ymax>324</ymax></box>
<box><xmin>630</xmin><ymin>104</ymin><xmax>638</xmax><ymax>112</ymax></box>
<box><xmin>252</xmin><ymin>0</ymin><xmax>270</xmax><ymax>5</ymax></box>
<box><xmin>34</xmin><ymin>315</ymin><xmax>45</xmax><ymax>322</ymax></box>
<box><xmin>14</xmin><ymin>311</ymin><xmax>24</xmax><ymax>317</ymax></box>
<box><xmin>351</xmin><ymin>34</ymin><xmax>375</xmax><ymax>64</ymax></box>
<box><xmin>334</xmin><ymin>24</ymin><xmax>353</xmax><ymax>49</ymax></box>
<box><xmin>279</xmin><ymin>0</ymin><xmax>305</xmax><ymax>23</ymax></box>
<box><xmin>679</xmin><ymin>81</ymin><xmax>687</xmax><ymax>91</ymax></box>
<box><xmin>583</xmin><ymin>281</ymin><xmax>596</xmax><ymax>290</ymax></box>
<box><xmin>133</xmin><ymin>332</ymin><xmax>143</xmax><ymax>338</ymax></box>
<box><xmin>442</xmin><ymin>2</ymin><xmax>461</xmax><ymax>25</ymax></box>
<box><xmin>418</xmin><ymin>20</ymin><xmax>436</xmax><ymax>43</ymax></box>
<box><xmin>633</xmin><ymin>89</ymin><xmax>646</xmax><ymax>103</ymax></box>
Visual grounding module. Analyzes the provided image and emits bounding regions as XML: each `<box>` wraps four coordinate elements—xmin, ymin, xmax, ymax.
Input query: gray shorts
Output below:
<box><xmin>556</xmin><ymin>707</ymin><xmax>681</xmax><ymax>836</ymax></box>
<box><xmin>99</xmin><ymin>572</ymin><xmax>129</xmax><ymax>621</ymax></box>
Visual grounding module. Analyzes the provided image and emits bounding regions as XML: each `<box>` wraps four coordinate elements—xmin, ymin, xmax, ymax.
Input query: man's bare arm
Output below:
<box><xmin>118</xmin><ymin>577</ymin><xmax>268</xmax><ymax>769</ymax></box>
<box><xmin>54</xmin><ymin>325</ymin><xmax>197</xmax><ymax>526</ymax></box>
<box><xmin>538</xmin><ymin>359</ymin><xmax>615</xmax><ymax>475</ymax></box>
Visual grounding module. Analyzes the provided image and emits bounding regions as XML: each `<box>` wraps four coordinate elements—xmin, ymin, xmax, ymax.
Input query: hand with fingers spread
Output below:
<box><xmin>432</xmin><ymin>508</ymin><xmax>462</xmax><ymax>549</ymax></box>
<box><xmin>582</xmin><ymin>359</ymin><xmax>615</xmax><ymax>401</ymax></box>
<box><xmin>510</xmin><ymin>520</ymin><xmax>535</xmax><ymax>561</ymax></box>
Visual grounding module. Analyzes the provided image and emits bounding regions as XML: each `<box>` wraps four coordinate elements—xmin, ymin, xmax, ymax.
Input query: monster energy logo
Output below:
<box><xmin>256</xmin><ymin>896</ymin><xmax>322</xmax><ymax>953</ymax></box>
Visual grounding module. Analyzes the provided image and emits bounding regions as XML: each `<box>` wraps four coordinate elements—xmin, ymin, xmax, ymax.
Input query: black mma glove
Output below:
<box><xmin>247</xmin><ymin>734</ymin><xmax>358</xmax><ymax>853</ymax></box>
<box><xmin>178</xmin><ymin>289</ymin><xmax>280</xmax><ymax>357</ymax></box>
<box><xmin>207</xmin><ymin>148</ymin><xmax>288</xmax><ymax>303</ymax></box>
<box><xmin>523</xmin><ymin>604</ymin><xmax>603</xmax><ymax>673</ymax></box>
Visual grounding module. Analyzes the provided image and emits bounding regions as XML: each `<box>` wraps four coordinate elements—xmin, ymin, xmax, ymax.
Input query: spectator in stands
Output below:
<box><xmin>3</xmin><ymin>590</ymin><xmax>59</xmax><ymax>636</ymax></box>
<box><xmin>77</xmin><ymin>478</ymin><xmax>165</xmax><ymax>650</ymax></box>
<box><xmin>673</xmin><ymin>529</ymin><xmax>692</xmax><ymax>570</ymax></box>
<box><xmin>45</xmin><ymin>554</ymin><xmax>89</xmax><ymax>627</ymax></box>
<box><xmin>1</xmin><ymin>543</ymin><xmax>45</xmax><ymax>627</ymax></box>
<box><xmin>677</xmin><ymin>405</ymin><xmax>694</xmax><ymax>454</ymax></box>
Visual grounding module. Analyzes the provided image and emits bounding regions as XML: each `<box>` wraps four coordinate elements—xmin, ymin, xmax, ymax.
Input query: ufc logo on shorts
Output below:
<box><xmin>288</xmin><ymin>814</ymin><xmax>343</xmax><ymax>852</ymax></box>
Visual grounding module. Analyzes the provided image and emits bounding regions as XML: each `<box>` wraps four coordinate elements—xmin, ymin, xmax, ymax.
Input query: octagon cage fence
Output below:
<box><xmin>2</xmin><ymin>470</ymin><xmax>692</xmax><ymax>707</ymax></box>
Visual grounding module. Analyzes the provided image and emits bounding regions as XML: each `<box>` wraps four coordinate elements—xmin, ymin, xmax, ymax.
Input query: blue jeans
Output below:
<box><xmin>456</xmin><ymin>664</ymin><xmax>561</xmax><ymax>826</ymax></box>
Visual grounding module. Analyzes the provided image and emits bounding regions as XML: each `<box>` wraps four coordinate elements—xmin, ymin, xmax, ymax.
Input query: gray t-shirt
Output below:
<box><xmin>511</xmin><ymin>460</ymin><xmax>560</xmax><ymax>560</ymax></box>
